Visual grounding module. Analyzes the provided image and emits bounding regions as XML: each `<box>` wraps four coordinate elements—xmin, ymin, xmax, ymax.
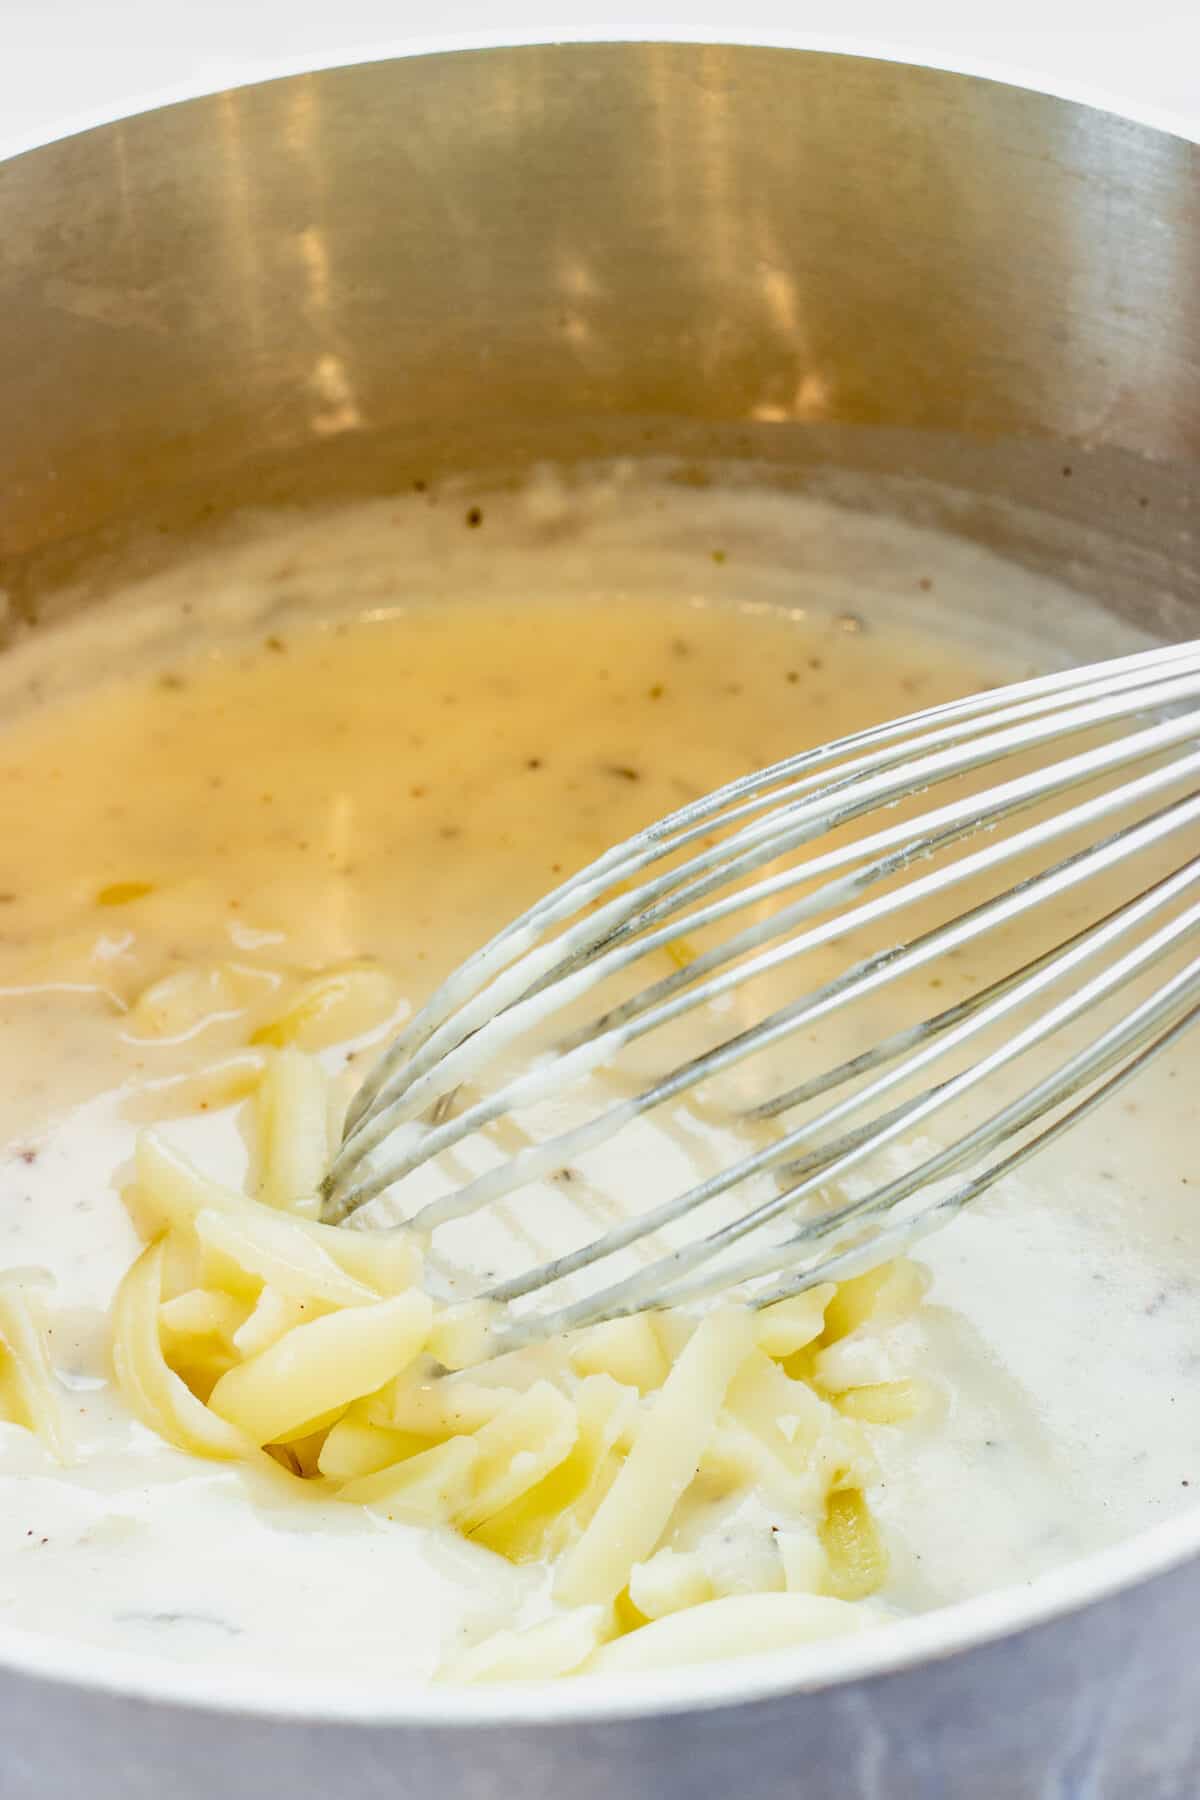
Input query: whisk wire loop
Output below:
<box><xmin>322</xmin><ymin>639</ymin><xmax>1200</xmax><ymax>1349</ymax></box>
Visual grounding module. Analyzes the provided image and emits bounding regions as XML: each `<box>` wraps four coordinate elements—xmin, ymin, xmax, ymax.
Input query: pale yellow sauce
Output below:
<box><xmin>0</xmin><ymin>472</ymin><xmax>1194</xmax><ymax>1674</ymax></box>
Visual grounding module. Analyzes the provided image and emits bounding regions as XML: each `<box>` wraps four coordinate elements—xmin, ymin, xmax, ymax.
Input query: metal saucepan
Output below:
<box><xmin>0</xmin><ymin>42</ymin><xmax>1197</xmax><ymax>1800</ymax></box>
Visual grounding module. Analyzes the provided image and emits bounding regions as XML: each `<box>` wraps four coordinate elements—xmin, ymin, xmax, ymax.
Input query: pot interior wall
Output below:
<box><xmin>0</xmin><ymin>44</ymin><xmax>1197</xmax><ymax>641</ymax></box>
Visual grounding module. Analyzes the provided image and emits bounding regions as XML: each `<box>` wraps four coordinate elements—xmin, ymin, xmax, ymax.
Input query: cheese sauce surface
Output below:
<box><xmin>0</xmin><ymin>470</ymin><xmax>1194</xmax><ymax>1676</ymax></box>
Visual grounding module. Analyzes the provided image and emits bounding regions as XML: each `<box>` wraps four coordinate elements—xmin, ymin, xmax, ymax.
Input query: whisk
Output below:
<box><xmin>320</xmin><ymin>638</ymin><xmax>1200</xmax><ymax>1353</ymax></box>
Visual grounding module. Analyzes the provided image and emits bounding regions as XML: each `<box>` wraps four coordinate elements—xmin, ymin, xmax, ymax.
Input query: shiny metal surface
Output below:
<box><xmin>0</xmin><ymin>46</ymin><xmax>1198</xmax><ymax>616</ymax></box>
<box><xmin>0</xmin><ymin>39</ymin><xmax>1198</xmax><ymax>1800</ymax></box>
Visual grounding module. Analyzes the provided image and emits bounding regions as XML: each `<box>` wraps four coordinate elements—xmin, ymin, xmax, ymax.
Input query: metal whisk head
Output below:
<box><xmin>321</xmin><ymin>640</ymin><xmax>1200</xmax><ymax>1353</ymax></box>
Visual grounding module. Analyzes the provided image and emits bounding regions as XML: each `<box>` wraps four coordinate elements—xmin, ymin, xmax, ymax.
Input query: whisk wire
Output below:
<box><xmin>323</xmin><ymin>639</ymin><xmax>1200</xmax><ymax>1351</ymax></box>
<box><xmin>341</xmin><ymin>643</ymin><xmax>1200</xmax><ymax>1138</ymax></box>
<box><xmin>328</xmin><ymin>756</ymin><xmax>1200</xmax><ymax>1222</ymax></box>
<box><xmin>484</xmin><ymin>855</ymin><xmax>1200</xmax><ymax>1308</ymax></box>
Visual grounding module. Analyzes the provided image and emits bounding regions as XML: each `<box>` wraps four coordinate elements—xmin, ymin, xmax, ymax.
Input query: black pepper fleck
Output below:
<box><xmin>465</xmin><ymin>506</ymin><xmax>483</xmax><ymax>528</ymax></box>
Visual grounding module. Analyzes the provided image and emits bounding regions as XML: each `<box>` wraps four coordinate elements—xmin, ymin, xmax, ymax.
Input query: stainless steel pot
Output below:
<box><xmin>0</xmin><ymin>41</ymin><xmax>1197</xmax><ymax>1800</ymax></box>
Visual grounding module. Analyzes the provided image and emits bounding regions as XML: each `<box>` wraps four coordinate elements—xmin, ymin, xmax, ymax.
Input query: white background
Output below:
<box><xmin>3</xmin><ymin>2</ymin><xmax>1200</xmax><ymax>155</ymax></box>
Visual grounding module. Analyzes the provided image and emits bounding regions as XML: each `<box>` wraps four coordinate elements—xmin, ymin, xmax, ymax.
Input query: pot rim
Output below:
<box><xmin>0</xmin><ymin>29</ymin><xmax>1197</xmax><ymax>1729</ymax></box>
<box><xmin>0</xmin><ymin>27</ymin><xmax>1196</xmax><ymax>165</ymax></box>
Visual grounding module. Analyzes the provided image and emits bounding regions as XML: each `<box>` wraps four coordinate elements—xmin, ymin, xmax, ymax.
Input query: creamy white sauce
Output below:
<box><xmin>0</xmin><ymin>468</ymin><xmax>1194</xmax><ymax>1676</ymax></box>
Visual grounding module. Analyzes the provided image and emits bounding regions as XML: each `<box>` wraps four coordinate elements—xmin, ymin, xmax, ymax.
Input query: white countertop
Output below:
<box><xmin>4</xmin><ymin>1</ymin><xmax>1200</xmax><ymax>157</ymax></box>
